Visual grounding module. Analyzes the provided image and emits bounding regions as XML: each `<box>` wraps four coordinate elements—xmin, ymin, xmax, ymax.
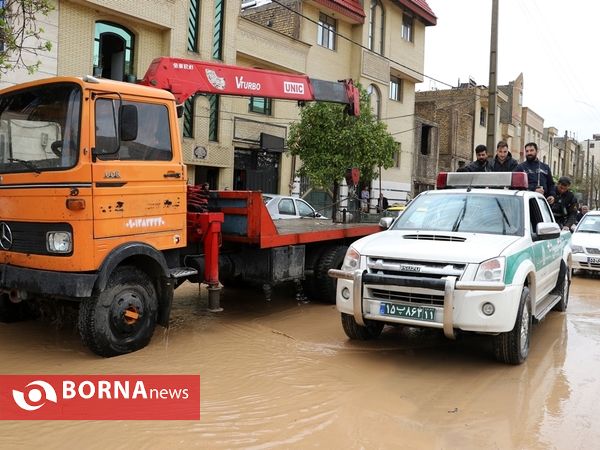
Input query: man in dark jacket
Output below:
<box><xmin>460</xmin><ymin>144</ymin><xmax>492</xmax><ymax>172</ymax></box>
<box><xmin>551</xmin><ymin>176</ymin><xmax>578</xmax><ymax>230</ymax></box>
<box><xmin>515</xmin><ymin>142</ymin><xmax>555</xmax><ymax>199</ymax></box>
<box><xmin>491</xmin><ymin>140</ymin><xmax>518</xmax><ymax>172</ymax></box>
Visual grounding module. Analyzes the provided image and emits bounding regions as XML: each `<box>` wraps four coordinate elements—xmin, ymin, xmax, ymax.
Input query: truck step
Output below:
<box><xmin>533</xmin><ymin>293</ymin><xmax>561</xmax><ymax>323</ymax></box>
<box><xmin>169</xmin><ymin>267</ymin><xmax>198</xmax><ymax>279</ymax></box>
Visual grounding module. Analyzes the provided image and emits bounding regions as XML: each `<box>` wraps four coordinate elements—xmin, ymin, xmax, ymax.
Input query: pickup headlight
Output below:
<box><xmin>475</xmin><ymin>257</ymin><xmax>505</xmax><ymax>282</ymax></box>
<box><xmin>47</xmin><ymin>231</ymin><xmax>73</xmax><ymax>253</ymax></box>
<box><xmin>571</xmin><ymin>244</ymin><xmax>584</xmax><ymax>253</ymax></box>
<box><xmin>341</xmin><ymin>247</ymin><xmax>361</xmax><ymax>271</ymax></box>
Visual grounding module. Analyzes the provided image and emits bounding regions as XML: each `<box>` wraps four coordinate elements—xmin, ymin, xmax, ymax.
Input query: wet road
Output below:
<box><xmin>1</xmin><ymin>275</ymin><xmax>600</xmax><ymax>449</ymax></box>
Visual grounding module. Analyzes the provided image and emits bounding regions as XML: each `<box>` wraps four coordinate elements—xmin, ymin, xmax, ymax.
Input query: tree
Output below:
<box><xmin>288</xmin><ymin>85</ymin><xmax>397</xmax><ymax>189</ymax></box>
<box><xmin>0</xmin><ymin>0</ymin><xmax>55</xmax><ymax>77</ymax></box>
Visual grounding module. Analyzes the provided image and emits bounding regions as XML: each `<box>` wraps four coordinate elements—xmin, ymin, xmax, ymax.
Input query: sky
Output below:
<box><xmin>417</xmin><ymin>0</ymin><xmax>600</xmax><ymax>141</ymax></box>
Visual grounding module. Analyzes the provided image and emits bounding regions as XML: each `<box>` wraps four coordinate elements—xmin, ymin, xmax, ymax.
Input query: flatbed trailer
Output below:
<box><xmin>186</xmin><ymin>190</ymin><xmax>381</xmax><ymax>303</ymax></box>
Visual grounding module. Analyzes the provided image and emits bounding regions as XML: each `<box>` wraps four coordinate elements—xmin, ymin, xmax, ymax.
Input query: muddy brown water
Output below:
<box><xmin>1</xmin><ymin>275</ymin><xmax>600</xmax><ymax>449</ymax></box>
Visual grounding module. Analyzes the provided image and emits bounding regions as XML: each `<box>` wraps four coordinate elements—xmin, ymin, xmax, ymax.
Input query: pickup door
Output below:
<box><xmin>528</xmin><ymin>196</ymin><xmax>563</xmax><ymax>299</ymax></box>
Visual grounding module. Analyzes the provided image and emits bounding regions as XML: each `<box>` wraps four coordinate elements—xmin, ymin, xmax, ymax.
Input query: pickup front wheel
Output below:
<box><xmin>341</xmin><ymin>313</ymin><xmax>384</xmax><ymax>340</ymax></box>
<box><xmin>78</xmin><ymin>266</ymin><xmax>158</xmax><ymax>357</ymax></box>
<box><xmin>493</xmin><ymin>286</ymin><xmax>531</xmax><ymax>364</ymax></box>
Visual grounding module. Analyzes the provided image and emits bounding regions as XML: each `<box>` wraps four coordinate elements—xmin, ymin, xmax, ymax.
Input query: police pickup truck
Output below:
<box><xmin>329</xmin><ymin>172</ymin><xmax>571</xmax><ymax>364</ymax></box>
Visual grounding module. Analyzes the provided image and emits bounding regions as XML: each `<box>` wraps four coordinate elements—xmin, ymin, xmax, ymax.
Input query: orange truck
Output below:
<box><xmin>0</xmin><ymin>58</ymin><xmax>380</xmax><ymax>357</ymax></box>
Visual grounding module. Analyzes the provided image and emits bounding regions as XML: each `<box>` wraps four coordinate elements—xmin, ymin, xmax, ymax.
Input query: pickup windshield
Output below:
<box><xmin>0</xmin><ymin>83</ymin><xmax>81</xmax><ymax>174</ymax></box>
<box><xmin>392</xmin><ymin>193</ymin><xmax>524</xmax><ymax>236</ymax></box>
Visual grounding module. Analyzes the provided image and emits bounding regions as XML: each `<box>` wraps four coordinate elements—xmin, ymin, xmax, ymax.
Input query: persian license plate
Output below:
<box><xmin>589</xmin><ymin>257</ymin><xmax>600</xmax><ymax>264</ymax></box>
<box><xmin>379</xmin><ymin>302</ymin><xmax>436</xmax><ymax>322</ymax></box>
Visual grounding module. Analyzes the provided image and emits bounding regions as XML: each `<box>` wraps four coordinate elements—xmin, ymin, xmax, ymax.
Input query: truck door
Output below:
<box><xmin>529</xmin><ymin>197</ymin><xmax>561</xmax><ymax>299</ymax></box>
<box><xmin>90</xmin><ymin>97</ymin><xmax>186</xmax><ymax>249</ymax></box>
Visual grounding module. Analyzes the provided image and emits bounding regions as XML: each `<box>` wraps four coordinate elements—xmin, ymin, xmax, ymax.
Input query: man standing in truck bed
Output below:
<box><xmin>516</xmin><ymin>142</ymin><xmax>555</xmax><ymax>201</ymax></box>
<box><xmin>491</xmin><ymin>140</ymin><xmax>518</xmax><ymax>172</ymax></box>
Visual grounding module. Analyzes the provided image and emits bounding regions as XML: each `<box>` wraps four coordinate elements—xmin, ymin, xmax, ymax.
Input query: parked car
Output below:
<box><xmin>571</xmin><ymin>210</ymin><xmax>600</xmax><ymax>274</ymax></box>
<box><xmin>263</xmin><ymin>194</ymin><xmax>327</xmax><ymax>220</ymax></box>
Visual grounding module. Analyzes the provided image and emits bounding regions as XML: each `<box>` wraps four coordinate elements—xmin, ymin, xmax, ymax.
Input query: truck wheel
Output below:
<box><xmin>78</xmin><ymin>266</ymin><xmax>158</xmax><ymax>357</ymax></box>
<box><xmin>493</xmin><ymin>287</ymin><xmax>531</xmax><ymax>365</ymax></box>
<box><xmin>341</xmin><ymin>313</ymin><xmax>384</xmax><ymax>340</ymax></box>
<box><xmin>552</xmin><ymin>261</ymin><xmax>570</xmax><ymax>312</ymax></box>
<box><xmin>314</xmin><ymin>245</ymin><xmax>348</xmax><ymax>303</ymax></box>
<box><xmin>0</xmin><ymin>293</ymin><xmax>34</xmax><ymax>323</ymax></box>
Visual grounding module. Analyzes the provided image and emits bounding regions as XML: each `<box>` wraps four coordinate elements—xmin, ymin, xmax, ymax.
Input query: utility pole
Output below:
<box><xmin>592</xmin><ymin>155</ymin><xmax>596</xmax><ymax>209</ymax></box>
<box><xmin>586</xmin><ymin>139</ymin><xmax>591</xmax><ymax>204</ymax></box>
<box><xmin>486</xmin><ymin>0</ymin><xmax>499</xmax><ymax>154</ymax></box>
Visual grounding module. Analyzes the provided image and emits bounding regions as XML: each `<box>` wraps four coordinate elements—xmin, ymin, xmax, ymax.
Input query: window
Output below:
<box><xmin>317</xmin><ymin>13</ymin><xmax>336</xmax><ymax>50</ymax></box>
<box><xmin>420</xmin><ymin>125</ymin><xmax>431</xmax><ymax>155</ymax></box>
<box><xmin>183</xmin><ymin>97</ymin><xmax>195</xmax><ymax>138</ymax></box>
<box><xmin>95</xmin><ymin>99</ymin><xmax>172</xmax><ymax>161</ymax></box>
<box><xmin>591</xmin><ymin>143</ymin><xmax>595</xmax><ymax>148</ymax></box>
<box><xmin>296</xmin><ymin>200</ymin><xmax>315</xmax><ymax>217</ymax></box>
<box><xmin>394</xmin><ymin>142</ymin><xmax>401</xmax><ymax>167</ymax></box>
<box><xmin>212</xmin><ymin>0</ymin><xmax>225</xmax><ymax>60</ymax></box>
<box><xmin>401</xmin><ymin>12</ymin><xmax>413</xmax><ymax>42</ymax></box>
<box><xmin>278</xmin><ymin>198</ymin><xmax>296</xmax><ymax>215</ymax></box>
<box><xmin>480</xmin><ymin>107</ymin><xmax>486</xmax><ymax>126</ymax></box>
<box><xmin>249</xmin><ymin>97</ymin><xmax>272</xmax><ymax>115</ymax></box>
<box><xmin>188</xmin><ymin>0</ymin><xmax>201</xmax><ymax>52</ymax></box>
<box><xmin>368</xmin><ymin>0</ymin><xmax>385</xmax><ymax>55</ymax></box>
<box><xmin>93</xmin><ymin>22</ymin><xmax>135</xmax><ymax>81</ymax></box>
<box><xmin>367</xmin><ymin>84</ymin><xmax>381</xmax><ymax>120</ymax></box>
<box><xmin>389</xmin><ymin>76</ymin><xmax>402</xmax><ymax>101</ymax></box>
<box><xmin>208</xmin><ymin>94</ymin><xmax>219</xmax><ymax>141</ymax></box>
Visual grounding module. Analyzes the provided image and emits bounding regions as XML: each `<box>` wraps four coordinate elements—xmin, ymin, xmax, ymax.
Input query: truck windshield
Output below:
<box><xmin>0</xmin><ymin>83</ymin><xmax>81</xmax><ymax>174</ymax></box>
<box><xmin>392</xmin><ymin>193</ymin><xmax>524</xmax><ymax>236</ymax></box>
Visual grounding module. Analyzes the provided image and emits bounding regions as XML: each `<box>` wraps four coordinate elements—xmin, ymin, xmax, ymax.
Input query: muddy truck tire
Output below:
<box><xmin>493</xmin><ymin>287</ymin><xmax>532</xmax><ymax>365</ymax></box>
<box><xmin>314</xmin><ymin>245</ymin><xmax>348</xmax><ymax>304</ymax></box>
<box><xmin>341</xmin><ymin>313</ymin><xmax>384</xmax><ymax>340</ymax></box>
<box><xmin>78</xmin><ymin>266</ymin><xmax>158</xmax><ymax>357</ymax></box>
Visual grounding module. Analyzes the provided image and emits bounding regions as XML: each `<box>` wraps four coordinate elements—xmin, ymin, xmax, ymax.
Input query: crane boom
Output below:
<box><xmin>140</xmin><ymin>57</ymin><xmax>360</xmax><ymax>116</ymax></box>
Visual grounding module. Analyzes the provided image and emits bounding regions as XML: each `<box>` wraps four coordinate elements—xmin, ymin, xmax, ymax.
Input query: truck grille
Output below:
<box><xmin>403</xmin><ymin>234</ymin><xmax>466</xmax><ymax>242</ymax></box>
<box><xmin>369</xmin><ymin>288</ymin><xmax>444</xmax><ymax>307</ymax></box>
<box><xmin>0</xmin><ymin>221</ymin><xmax>72</xmax><ymax>256</ymax></box>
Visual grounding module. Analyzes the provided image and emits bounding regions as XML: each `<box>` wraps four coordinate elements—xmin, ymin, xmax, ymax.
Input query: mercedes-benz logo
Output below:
<box><xmin>0</xmin><ymin>222</ymin><xmax>13</xmax><ymax>250</ymax></box>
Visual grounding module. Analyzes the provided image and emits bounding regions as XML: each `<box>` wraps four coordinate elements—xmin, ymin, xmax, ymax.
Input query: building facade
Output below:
<box><xmin>1</xmin><ymin>0</ymin><xmax>437</xmax><ymax>205</ymax></box>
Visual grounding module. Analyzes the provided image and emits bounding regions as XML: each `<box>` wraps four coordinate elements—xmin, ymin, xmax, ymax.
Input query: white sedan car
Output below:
<box><xmin>263</xmin><ymin>194</ymin><xmax>327</xmax><ymax>220</ymax></box>
<box><xmin>571</xmin><ymin>210</ymin><xmax>600</xmax><ymax>273</ymax></box>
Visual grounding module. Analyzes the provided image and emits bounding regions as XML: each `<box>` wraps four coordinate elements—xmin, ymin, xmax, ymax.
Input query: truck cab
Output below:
<box><xmin>329</xmin><ymin>172</ymin><xmax>572</xmax><ymax>364</ymax></box>
<box><xmin>0</xmin><ymin>76</ymin><xmax>186</xmax><ymax>356</ymax></box>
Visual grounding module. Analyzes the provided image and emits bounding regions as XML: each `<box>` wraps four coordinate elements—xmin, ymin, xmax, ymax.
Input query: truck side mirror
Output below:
<box><xmin>120</xmin><ymin>105</ymin><xmax>138</xmax><ymax>142</ymax></box>
<box><xmin>535</xmin><ymin>222</ymin><xmax>560</xmax><ymax>240</ymax></box>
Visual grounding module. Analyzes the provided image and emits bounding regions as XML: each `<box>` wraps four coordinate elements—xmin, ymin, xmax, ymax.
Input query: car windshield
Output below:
<box><xmin>577</xmin><ymin>215</ymin><xmax>600</xmax><ymax>233</ymax></box>
<box><xmin>391</xmin><ymin>192</ymin><xmax>524</xmax><ymax>236</ymax></box>
<box><xmin>0</xmin><ymin>83</ymin><xmax>81</xmax><ymax>174</ymax></box>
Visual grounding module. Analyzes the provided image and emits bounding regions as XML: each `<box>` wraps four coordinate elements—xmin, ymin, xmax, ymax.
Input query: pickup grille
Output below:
<box><xmin>367</xmin><ymin>257</ymin><xmax>465</xmax><ymax>279</ymax></box>
<box><xmin>370</xmin><ymin>288</ymin><xmax>444</xmax><ymax>307</ymax></box>
<box><xmin>0</xmin><ymin>221</ymin><xmax>72</xmax><ymax>256</ymax></box>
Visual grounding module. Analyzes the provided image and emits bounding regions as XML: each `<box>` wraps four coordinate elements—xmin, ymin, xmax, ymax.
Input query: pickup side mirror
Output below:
<box><xmin>120</xmin><ymin>104</ymin><xmax>138</xmax><ymax>141</ymax></box>
<box><xmin>379</xmin><ymin>217</ymin><xmax>394</xmax><ymax>229</ymax></box>
<box><xmin>536</xmin><ymin>222</ymin><xmax>561</xmax><ymax>240</ymax></box>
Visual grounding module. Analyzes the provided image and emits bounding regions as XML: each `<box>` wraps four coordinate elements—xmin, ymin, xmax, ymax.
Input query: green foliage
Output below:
<box><xmin>0</xmin><ymin>0</ymin><xmax>55</xmax><ymax>77</ymax></box>
<box><xmin>288</xmin><ymin>85</ymin><xmax>397</xmax><ymax>188</ymax></box>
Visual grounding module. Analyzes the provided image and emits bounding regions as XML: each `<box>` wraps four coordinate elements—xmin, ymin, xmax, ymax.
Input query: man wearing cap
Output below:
<box><xmin>551</xmin><ymin>176</ymin><xmax>578</xmax><ymax>230</ymax></box>
<box><xmin>515</xmin><ymin>142</ymin><xmax>555</xmax><ymax>199</ymax></box>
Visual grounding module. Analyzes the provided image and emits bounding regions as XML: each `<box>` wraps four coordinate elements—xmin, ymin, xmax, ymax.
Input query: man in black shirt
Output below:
<box><xmin>515</xmin><ymin>142</ymin><xmax>555</xmax><ymax>201</ymax></box>
<box><xmin>551</xmin><ymin>176</ymin><xmax>578</xmax><ymax>230</ymax></box>
<box><xmin>491</xmin><ymin>140</ymin><xmax>518</xmax><ymax>172</ymax></box>
<box><xmin>460</xmin><ymin>144</ymin><xmax>492</xmax><ymax>172</ymax></box>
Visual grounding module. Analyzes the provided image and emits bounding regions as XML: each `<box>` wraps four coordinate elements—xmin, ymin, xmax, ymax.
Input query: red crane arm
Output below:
<box><xmin>140</xmin><ymin>57</ymin><xmax>360</xmax><ymax>116</ymax></box>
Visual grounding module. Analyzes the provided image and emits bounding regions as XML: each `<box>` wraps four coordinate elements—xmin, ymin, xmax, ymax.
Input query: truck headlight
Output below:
<box><xmin>475</xmin><ymin>257</ymin><xmax>505</xmax><ymax>282</ymax></box>
<box><xmin>571</xmin><ymin>245</ymin><xmax>584</xmax><ymax>253</ymax></box>
<box><xmin>341</xmin><ymin>247</ymin><xmax>361</xmax><ymax>271</ymax></box>
<box><xmin>47</xmin><ymin>232</ymin><xmax>73</xmax><ymax>253</ymax></box>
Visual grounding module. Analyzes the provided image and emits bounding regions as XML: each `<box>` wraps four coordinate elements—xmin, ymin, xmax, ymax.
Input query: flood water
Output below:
<box><xmin>1</xmin><ymin>275</ymin><xmax>600</xmax><ymax>449</ymax></box>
